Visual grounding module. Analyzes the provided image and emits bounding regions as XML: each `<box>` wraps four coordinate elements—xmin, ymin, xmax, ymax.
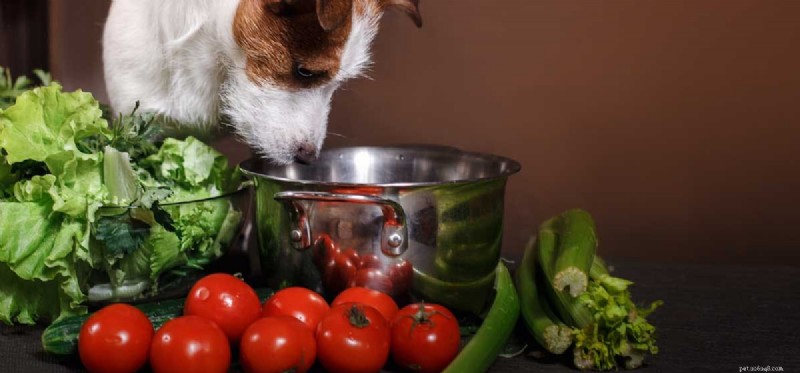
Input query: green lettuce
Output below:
<box><xmin>0</xmin><ymin>84</ymin><xmax>108</xmax><ymax>324</ymax></box>
<box><xmin>92</xmin><ymin>137</ymin><xmax>241</xmax><ymax>300</ymax></box>
<box><xmin>0</xmin><ymin>81</ymin><xmax>243</xmax><ymax>324</ymax></box>
<box><xmin>142</xmin><ymin>136</ymin><xmax>241</xmax><ymax>197</ymax></box>
<box><xmin>0</xmin><ymin>189</ymin><xmax>88</xmax><ymax>323</ymax></box>
<box><xmin>0</xmin><ymin>84</ymin><xmax>108</xmax><ymax>164</ymax></box>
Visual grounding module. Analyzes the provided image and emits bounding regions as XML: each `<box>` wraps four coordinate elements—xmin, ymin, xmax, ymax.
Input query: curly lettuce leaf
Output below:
<box><xmin>12</xmin><ymin>174</ymin><xmax>56</xmax><ymax>202</ymax></box>
<box><xmin>0</xmin><ymin>201</ymin><xmax>88</xmax><ymax>324</ymax></box>
<box><xmin>0</xmin><ymin>84</ymin><xmax>109</xmax><ymax>164</ymax></box>
<box><xmin>142</xmin><ymin>136</ymin><xmax>240</xmax><ymax>195</ymax></box>
<box><xmin>146</xmin><ymin>225</ymin><xmax>183</xmax><ymax>279</ymax></box>
<box><xmin>0</xmin><ymin>81</ymin><xmax>245</xmax><ymax>321</ymax></box>
<box><xmin>170</xmin><ymin>198</ymin><xmax>240</xmax><ymax>257</ymax></box>
<box><xmin>0</xmin><ymin>84</ymin><xmax>110</xmax><ymax>324</ymax></box>
<box><xmin>0</xmin><ymin>264</ymin><xmax>81</xmax><ymax>325</ymax></box>
<box><xmin>46</xmin><ymin>150</ymin><xmax>105</xmax><ymax>197</ymax></box>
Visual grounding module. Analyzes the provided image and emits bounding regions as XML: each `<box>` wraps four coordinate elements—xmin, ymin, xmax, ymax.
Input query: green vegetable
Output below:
<box><xmin>518</xmin><ymin>209</ymin><xmax>661</xmax><ymax>370</ymax></box>
<box><xmin>431</xmin><ymin>179</ymin><xmax>505</xmax><ymax>284</ymax></box>
<box><xmin>412</xmin><ymin>268</ymin><xmax>496</xmax><ymax>315</ymax></box>
<box><xmin>442</xmin><ymin>262</ymin><xmax>520</xmax><ymax>373</ymax></box>
<box><xmin>537</xmin><ymin>220</ymin><xmax>594</xmax><ymax>328</ymax></box>
<box><xmin>103</xmin><ymin>146</ymin><xmax>141</xmax><ymax>205</ymax></box>
<box><xmin>571</xmin><ymin>258</ymin><xmax>662</xmax><ymax>370</ymax></box>
<box><xmin>0</xmin><ymin>67</ymin><xmax>51</xmax><ymax>109</ymax></box>
<box><xmin>141</xmin><ymin>136</ymin><xmax>241</xmax><ymax>195</ymax></box>
<box><xmin>515</xmin><ymin>237</ymin><xmax>572</xmax><ymax>354</ymax></box>
<box><xmin>0</xmin><ymin>84</ymin><xmax>107</xmax><ymax>324</ymax></box>
<box><xmin>42</xmin><ymin>287</ymin><xmax>274</xmax><ymax>355</ymax></box>
<box><xmin>551</xmin><ymin>209</ymin><xmax>597</xmax><ymax>297</ymax></box>
<box><xmin>0</xmin><ymin>71</ymin><xmax>244</xmax><ymax>324</ymax></box>
<box><xmin>0</xmin><ymin>84</ymin><xmax>109</xmax><ymax>165</ymax></box>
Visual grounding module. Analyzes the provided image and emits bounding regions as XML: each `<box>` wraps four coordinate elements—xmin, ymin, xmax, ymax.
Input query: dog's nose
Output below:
<box><xmin>293</xmin><ymin>142</ymin><xmax>318</xmax><ymax>164</ymax></box>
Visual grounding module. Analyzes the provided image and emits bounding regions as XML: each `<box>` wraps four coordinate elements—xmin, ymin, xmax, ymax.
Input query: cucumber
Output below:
<box><xmin>42</xmin><ymin>288</ymin><xmax>274</xmax><ymax>355</ymax></box>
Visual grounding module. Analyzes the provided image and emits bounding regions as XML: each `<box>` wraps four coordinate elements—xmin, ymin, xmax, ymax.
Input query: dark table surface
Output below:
<box><xmin>2</xmin><ymin>260</ymin><xmax>799</xmax><ymax>373</ymax></box>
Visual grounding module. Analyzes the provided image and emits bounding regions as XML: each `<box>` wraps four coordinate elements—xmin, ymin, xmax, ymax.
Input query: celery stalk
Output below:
<box><xmin>515</xmin><ymin>237</ymin><xmax>573</xmax><ymax>354</ymax></box>
<box><xmin>532</xmin><ymin>210</ymin><xmax>662</xmax><ymax>371</ymax></box>
<box><xmin>552</xmin><ymin>209</ymin><xmax>597</xmax><ymax>297</ymax></box>
<box><xmin>536</xmin><ymin>222</ymin><xmax>594</xmax><ymax>328</ymax></box>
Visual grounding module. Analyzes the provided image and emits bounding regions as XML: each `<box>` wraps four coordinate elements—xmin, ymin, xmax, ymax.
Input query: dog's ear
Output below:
<box><xmin>379</xmin><ymin>0</ymin><xmax>422</xmax><ymax>27</ymax></box>
<box><xmin>264</xmin><ymin>0</ymin><xmax>352</xmax><ymax>31</ymax></box>
<box><xmin>316</xmin><ymin>0</ymin><xmax>353</xmax><ymax>31</ymax></box>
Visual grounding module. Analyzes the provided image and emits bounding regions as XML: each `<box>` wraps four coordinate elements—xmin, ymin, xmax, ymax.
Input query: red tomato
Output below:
<box><xmin>321</xmin><ymin>250</ymin><xmax>359</xmax><ymax>293</ymax></box>
<box><xmin>78</xmin><ymin>304</ymin><xmax>153</xmax><ymax>373</ymax></box>
<box><xmin>313</xmin><ymin>234</ymin><xmax>337</xmax><ymax>267</ymax></box>
<box><xmin>387</xmin><ymin>260</ymin><xmax>413</xmax><ymax>294</ymax></box>
<box><xmin>391</xmin><ymin>303</ymin><xmax>461</xmax><ymax>373</ymax></box>
<box><xmin>359</xmin><ymin>253</ymin><xmax>383</xmax><ymax>269</ymax></box>
<box><xmin>314</xmin><ymin>235</ymin><xmax>362</xmax><ymax>293</ymax></box>
<box><xmin>261</xmin><ymin>287</ymin><xmax>330</xmax><ymax>331</ymax></box>
<box><xmin>350</xmin><ymin>267</ymin><xmax>394</xmax><ymax>294</ymax></box>
<box><xmin>355</xmin><ymin>256</ymin><xmax>413</xmax><ymax>296</ymax></box>
<box><xmin>332</xmin><ymin>286</ymin><xmax>399</xmax><ymax>324</ymax></box>
<box><xmin>316</xmin><ymin>303</ymin><xmax>391</xmax><ymax>373</ymax></box>
<box><xmin>149</xmin><ymin>316</ymin><xmax>230</xmax><ymax>373</ymax></box>
<box><xmin>341</xmin><ymin>247</ymin><xmax>361</xmax><ymax>266</ymax></box>
<box><xmin>183</xmin><ymin>273</ymin><xmax>261</xmax><ymax>342</ymax></box>
<box><xmin>240</xmin><ymin>316</ymin><xmax>316</xmax><ymax>373</ymax></box>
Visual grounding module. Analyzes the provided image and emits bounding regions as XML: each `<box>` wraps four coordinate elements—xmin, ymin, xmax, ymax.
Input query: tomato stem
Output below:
<box><xmin>346</xmin><ymin>305</ymin><xmax>371</xmax><ymax>328</ymax></box>
<box><xmin>404</xmin><ymin>302</ymin><xmax>452</xmax><ymax>336</ymax></box>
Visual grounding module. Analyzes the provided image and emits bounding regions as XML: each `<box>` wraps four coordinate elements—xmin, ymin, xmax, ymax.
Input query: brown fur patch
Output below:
<box><xmin>233</xmin><ymin>0</ymin><xmax>354</xmax><ymax>90</ymax></box>
<box><xmin>379</xmin><ymin>0</ymin><xmax>422</xmax><ymax>27</ymax></box>
<box><xmin>317</xmin><ymin>0</ymin><xmax>353</xmax><ymax>31</ymax></box>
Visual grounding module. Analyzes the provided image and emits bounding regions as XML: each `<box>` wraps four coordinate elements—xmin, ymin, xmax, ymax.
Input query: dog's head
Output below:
<box><xmin>222</xmin><ymin>0</ymin><xmax>421</xmax><ymax>164</ymax></box>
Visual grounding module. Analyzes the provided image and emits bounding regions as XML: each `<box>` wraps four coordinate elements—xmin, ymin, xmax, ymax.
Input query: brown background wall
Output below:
<box><xmin>44</xmin><ymin>0</ymin><xmax>800</xmax><ymax>265</ymax></box>
<box><xmin>0</xmin><ymin>0</ymin><xmax>49</xmax><ymax>75</ymax></box>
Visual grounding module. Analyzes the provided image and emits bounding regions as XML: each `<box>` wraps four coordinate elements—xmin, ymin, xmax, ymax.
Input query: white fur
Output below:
<box><xmin>103</xmin><ymin>0</ymin><xmax>381</xmax><ymax>164</ymax></box>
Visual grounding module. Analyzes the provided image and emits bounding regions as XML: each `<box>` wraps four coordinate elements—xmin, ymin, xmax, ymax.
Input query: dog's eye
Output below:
<box><xmin>294</xmin><ymin>65</ymin><xmax>325</xmax><ymax>80</ymax></box>
<box><xmin>296</xmin><ymin>66</ymin><xmax>315</xmax><ymax>78</ymax></box>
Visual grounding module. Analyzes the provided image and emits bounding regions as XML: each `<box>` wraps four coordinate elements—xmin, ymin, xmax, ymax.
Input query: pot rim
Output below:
<box><xmin>240</xmin><ymin>145</ymin><xmax>522</xmax><ymax>188</ymax></box>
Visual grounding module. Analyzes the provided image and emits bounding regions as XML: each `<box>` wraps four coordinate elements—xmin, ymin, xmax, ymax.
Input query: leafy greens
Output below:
<box><xmin>0</xmin><ymin>75</ymin><xmax>243</xmax><ymax>324</ymax></box>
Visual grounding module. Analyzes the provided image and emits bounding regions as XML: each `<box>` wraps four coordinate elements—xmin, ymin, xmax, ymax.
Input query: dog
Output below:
<box><xmin>103</xmin><ymin>0</ymin><xmax>421</xmax><ymax>164</ymax></box>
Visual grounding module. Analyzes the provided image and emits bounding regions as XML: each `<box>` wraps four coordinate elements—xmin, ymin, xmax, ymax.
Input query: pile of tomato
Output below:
<box><xmin>78</xmin><ymin>273</ymin><xmax>460</xmax><ymax>373</ymax></box>
<box><xmin>312</xmin><ymin>233</ymin><xmax>413</xmax><ymax>296</ymax></box>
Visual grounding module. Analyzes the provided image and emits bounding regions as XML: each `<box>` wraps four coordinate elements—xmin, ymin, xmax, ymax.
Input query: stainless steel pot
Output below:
<box><xmin>241</xmin><ymin>146</ymin><xmax>520</xmax><ymax>313</ymax></box>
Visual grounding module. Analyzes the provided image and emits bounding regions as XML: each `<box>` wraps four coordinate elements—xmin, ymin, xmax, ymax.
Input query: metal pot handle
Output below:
<box><xmin>273</xmin><ymin>191</ymin><xmax>408</xmax><ymax>257</ymax></box>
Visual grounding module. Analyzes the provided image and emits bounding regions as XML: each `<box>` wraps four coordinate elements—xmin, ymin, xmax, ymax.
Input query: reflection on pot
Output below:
<box><xmin>311</xmin><ymin>233</ymin><xmax>413</xmax><ymax>297</ymax></box>
<box><xmin>241</xmin><ymin>146</ymin><xmax>520</xmax><ymax>314</ymax></box>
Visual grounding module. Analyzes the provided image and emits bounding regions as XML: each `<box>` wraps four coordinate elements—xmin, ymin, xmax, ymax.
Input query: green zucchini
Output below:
<box><xmin>42</xmin><ymin>288</ymin><xmax>274</xmax><ymax>355</ymax></box>
<box><xmin>442</xmin><ymin>262</ymin><xmax>520</xmax><ymax>373</ymax></box>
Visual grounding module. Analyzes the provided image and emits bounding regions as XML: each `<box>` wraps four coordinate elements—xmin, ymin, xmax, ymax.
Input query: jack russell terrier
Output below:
<box><xmin>103</xmin><ymin>0</ymin><xmax>421</xmax><ymax>164</ymax></box>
